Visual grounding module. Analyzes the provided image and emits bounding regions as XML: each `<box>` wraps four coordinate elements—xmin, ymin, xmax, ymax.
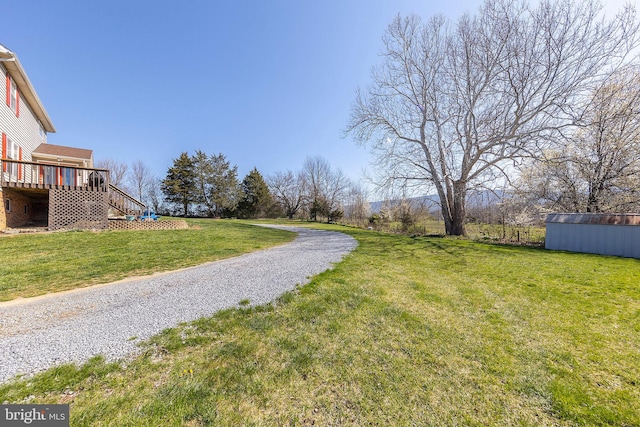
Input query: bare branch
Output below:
<box><xmin>347</xmin><ymin>0</ymin><xmax>640</xmax><ymax>234</ymax></box>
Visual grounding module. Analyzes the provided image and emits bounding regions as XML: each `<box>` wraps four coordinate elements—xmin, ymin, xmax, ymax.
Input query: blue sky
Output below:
<box><xmin>3</xmin><ymin>0</ymin><xmax>629</xmax><ymax>186</ymax></box>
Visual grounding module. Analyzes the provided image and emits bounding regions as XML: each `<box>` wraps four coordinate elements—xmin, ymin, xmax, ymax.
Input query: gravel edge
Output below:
<box><xmin>0</xmin><ymin>225</ymin><xmax>357</xmax><ymax>383</ymax></box>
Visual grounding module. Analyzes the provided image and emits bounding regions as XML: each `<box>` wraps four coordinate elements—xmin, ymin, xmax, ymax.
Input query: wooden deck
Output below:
<box><xmin>1</xmin><ymin>158</ymin><xmax>109</xmax><ymax>191</ymax></box>
<box><xmin>1</xmin><ymin>158</ymin><xmax>147</xmax><ymax>227</ymax></box>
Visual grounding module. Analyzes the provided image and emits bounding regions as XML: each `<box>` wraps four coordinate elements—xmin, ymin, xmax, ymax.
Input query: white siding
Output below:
<box><xmin>0</xmin><ymin>63</ymin><xmax>48</xmax><ymax>162</ymax></box>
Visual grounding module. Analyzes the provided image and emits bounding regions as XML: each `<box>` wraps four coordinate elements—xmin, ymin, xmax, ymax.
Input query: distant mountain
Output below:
<box><xmin>369</xmin><ymin>195</ymin><xmax>440</xmax><ymax>214</ymax></box>
<box><xmin>466</xmin><ymin>189</ymin><xmax>506</xmax><ymax>208</ymax></box>
<box><xmin>368</xmin><ymin>190</ymin><xmax>506</xmax><ymax>213</ymax></box>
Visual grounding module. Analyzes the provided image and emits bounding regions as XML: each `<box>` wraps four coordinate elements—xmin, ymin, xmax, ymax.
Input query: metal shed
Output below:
<box><xmin>545</xmin><ymin>213</ymin><xmax>640</xmax><ymax>259</ymax></box>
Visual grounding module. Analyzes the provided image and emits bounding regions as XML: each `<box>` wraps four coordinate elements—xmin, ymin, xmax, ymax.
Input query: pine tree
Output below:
<box><xmin>205</xmin><ymin>153</ymin><xmax>241</xmax><ymax>217</ymax></box>
<box><xmin>161</xmin><ymin>152</ymin><xmax>196</xmax><ymax>216</ymax></box>
<box><xmin>237</xmin><ymin>168</ymin><xmax>273</xmax><ymax>219</ymax></box>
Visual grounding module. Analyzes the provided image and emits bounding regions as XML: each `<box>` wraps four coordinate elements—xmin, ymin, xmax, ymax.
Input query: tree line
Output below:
<box><xmin>100</xmin><ymin>0</ymin><xmax>640</xmax><ymax>234</ymax></box>
<box><xmin>95</xmin><ymin>151</ymin><xmax>371</xmax><ymax>222</ymax></box>
<box><xmin>160</xmin><ymin>151</ymin><xmax>270</xmax><ymax>218</ymax></box>
<box><xmin>160</xmin><ymin>151</ymin><xmax>367</xmax><ymax>221</ymax></box>
<box><xmin>347</xmin><ymin>0</ymin><xmax>640</xmax><ymax>235</ymax></box>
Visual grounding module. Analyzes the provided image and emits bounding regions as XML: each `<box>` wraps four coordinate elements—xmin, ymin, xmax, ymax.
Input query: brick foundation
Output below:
<box><xmin>1</xmin><ymin>187</ymin><xmax>187</xmax><ymax>232</ymax></box>
<box><xmin>1</xmin><ymin>188</ymin><xmax>35</xmax><ymax>228</ymax></box>
<box><xmin>0</xmin><ymin>189</ymin><xmax>5</xmax><ymax>229</ymax></box>
<box><xmin>108</xmin><ymin>219</ymin><xmax>188</xmax><ymax>231</ymax></box>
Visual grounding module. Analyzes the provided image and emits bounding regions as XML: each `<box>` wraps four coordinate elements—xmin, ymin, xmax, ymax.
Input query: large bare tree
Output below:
<box><xmin>516</xmin><ymin>66</ymin><xmax>640</xmax><ymax>213</ymax></box>
<box><xmin>96</xmin><ymin>157</ymin><xmax>129</xmax><ymax>189</ymax></box>
<box><xmin>302</xmin><ymin>156</ymin><xmax>350</xmax><ymax>222</ymax></box>
<box><xmin>344</xmin><ymin>183</ymin><xmax>370</xmax><ymax>225</ymax></box>
<box><xmin>579</xmin><ymin>67</ymin><xmax>640</xmax><ymax>212</ymax></box>
<box><xmin>347</xmin><ymin>0</ymin><xmax>639</xmax><ymax>235</ymax></box>
<box><xmin>268</xmin><ymin>170</ymin><xmax>305</xmax><ymax>220</ymax></box>
<box><xmin>128</xmin><ymin>160</ymin><xmax>154</xmax><ymax>204</ymax></box>
<box><xmin>147</xmin><ymin>177</ymin><xmax>164</xmax><ymax>214</ymax></box>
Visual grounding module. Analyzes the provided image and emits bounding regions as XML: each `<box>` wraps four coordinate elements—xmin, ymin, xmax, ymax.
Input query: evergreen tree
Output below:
<box><xmin>210</xmin><ymin>153</ymin><xmax>241</xmax><ymax>217</ymax></box>
<box><xmin>237</xmin><ymin>168</ymin><xmax>273</xmax><ymax>219</ymax></box>
<box><xmin>192</xmin><ymin>150</ymin><xmax>215</xmax><ymax>215</ymax></box>
<box><xmin>191</xmin><ymin>151</ymin><xmax>241</xmax><ymax>217</ymax></box>
<box><xmin>161</xmin><ymin>152</ymin><xmax>196</xmax><ymax>216</ymax></box>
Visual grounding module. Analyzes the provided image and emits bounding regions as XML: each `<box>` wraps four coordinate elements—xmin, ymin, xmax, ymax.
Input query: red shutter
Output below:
<box><xmin>16</xmin><ymin>91</ymin><xmax>19</xmax><ymax>117</ymax></box>
<box><xmin>5</xmin><ymin>75</ymin><xmax>10</xmax><ymax>107</ymax></box>
<box><xmin>17</xmin><ymin>146</ymin><xmax>22</xmax><ymax>180</ymax></box>
<box><xmin>2</xmin><ymin>133</ymin><xmax>6</xmax><ymax>172</ymax></box>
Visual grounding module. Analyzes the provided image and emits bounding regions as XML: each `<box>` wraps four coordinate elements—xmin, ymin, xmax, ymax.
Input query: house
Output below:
<box><xmin>0</xmin><ymin>43</ymin><xmax>144</xmax><ymax>231</ymax></box>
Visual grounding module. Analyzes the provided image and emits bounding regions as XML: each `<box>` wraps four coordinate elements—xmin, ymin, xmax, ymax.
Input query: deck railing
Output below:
<box><xmin>108</xmin><ymin>184</ymin><xmax>146</xmax><ymax>216</ymax></box>
<box><xmin>0</xmin><ymin>158</ymin><xmax>110</xmax><ymax>190</ymax></box>
<box><xmin>1</xmin><ymin>158</ymin><xmax>148</xmax><ymax>217</ymax></box>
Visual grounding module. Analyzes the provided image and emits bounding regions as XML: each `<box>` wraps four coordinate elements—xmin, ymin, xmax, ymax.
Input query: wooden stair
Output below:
<box><xmin>108</xmin><ymin>184</ymin><xmax>146</xmax><ymax>216</ymax></box>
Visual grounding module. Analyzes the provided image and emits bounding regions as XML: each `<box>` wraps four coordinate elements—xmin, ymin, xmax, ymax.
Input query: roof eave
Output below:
<box><xmin>2</xmin><ymin>50</ymin><xmax>56</xmax><ymax>133</ymax></box>
<box><xmin>32</xmin><ymin>152</ymin><xmax>92</xmax><ymax>163</ymax></box>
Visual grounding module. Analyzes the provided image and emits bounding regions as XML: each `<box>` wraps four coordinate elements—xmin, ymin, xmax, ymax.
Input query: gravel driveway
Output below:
<box><xmin>0</xmin><ymin>225</ymin><xmax>357</xmax><ymax>383</ymax></box>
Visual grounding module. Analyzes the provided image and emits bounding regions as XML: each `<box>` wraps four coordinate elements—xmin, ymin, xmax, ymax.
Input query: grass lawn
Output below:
<box><xmin>1</xmin><ymin>222</ymin><xmax>639</xmax><ymax>425</ymax></box>
<box><xmin>0</xmin><ymin>219</ymin><xmax>295</xmax><ymax>301</ymax></box>
<box><xmin>374</xmin><ymin>218</ymin><xmax>547</xmax><ymax>245</ymax></box>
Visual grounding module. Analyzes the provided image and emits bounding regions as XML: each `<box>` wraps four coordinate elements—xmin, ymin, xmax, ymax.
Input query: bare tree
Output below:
<box><xmin>268</xmin><ymin>170</ymin><xmax>305</xmax><ymax>220</ymax></box>
<box><xmin>344</xmin><ymin>183</ymin><xmax>370</xmax><ymax>225</ymax></box>
<box><xmin>515</xmin><ymin>149</ymin><xmax>585</xmax><ymax>212</ymax></box>
<box><xmin>516</xmin><ymin>67</ymin><xmax>640</xmax><ymax>213</ymax></box>
<box><xmin>347</xmin><ymin>0</ymin><xmax>639</xmax><ymax>235</ymax></box>
<box><xmin>302</xmin><ymin>156</ymin><xmax>350</xmax><ymax>222</ymax></box>
<box><xmin>324</xmin><ymin>167</ymin><xmax>350</xmax><ymax>222</ymax></box>
<box><xmin>128</xmin><ymin>160</ymin><xmax>154</xmax><ymax>204</ymax></box>
<box><xmin>96</xmin><ymin>158</ymin><xmax>129</xmax><ymax>189</ymax></box>
<box><xmin>578</xmin><ymin>67</ymin><xmax>640</xmax><ymax>212</ymax></box>
<box><xmin>302</xmin><ymin>156</ymin><xmax>329</xmax><ymax>221</ymax></box>
<box><xmin>147</xmin><ymin>177</ymin><xmax>164</xmax><ymax>214</ymax></box>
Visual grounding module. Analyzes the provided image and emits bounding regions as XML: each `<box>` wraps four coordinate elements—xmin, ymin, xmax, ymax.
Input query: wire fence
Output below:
<box><xmin>343</xmin><ymin>218</ymin><xmax>546</xmax><ymax>246</ymax></box>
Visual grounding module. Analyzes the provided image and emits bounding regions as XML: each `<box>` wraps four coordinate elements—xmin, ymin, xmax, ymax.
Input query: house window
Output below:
<box><xmin>5</xmin><ymin>75</ymin><xmax>19</xmax><ymax>116</ymax></box>
<box><xmin>4</xmin><ymin>199</ymin><xmax>10</xmax><ymax>213</ymax></box>
<box><xmin>5</xmin><ymin>138</ymin><xmax>19</xmax><ymax>178</ymax></box>
<box><xmin>42</xmin><ymin>165</ymin><xmax>56</xmax><ymax>185</ymax></box>
<box><xmin>24</xmin><ymin>204</ymin><xmax>28</xmax><ymax>214</ymax></box>
<box><xmin>1</xmin><ymin>135</ymin><xmax>22</xmax><ymax>180</ymax></box>
<box><xmin>62</xmin><ymin>167</ymin><xmax>75</xmax><ymax>186</ymax></box>
<box><xmin>7</xmin><ymin>138</ymin><xmax>18</xmax><ymax>161</ymax></box>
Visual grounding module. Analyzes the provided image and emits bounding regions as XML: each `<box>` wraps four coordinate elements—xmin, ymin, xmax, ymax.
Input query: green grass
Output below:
<box><xmin>1</xmin><ymin>223</ymin><xmax>639</xmax><ymax>426</ymax></box>
<box><xmin>370</xmin><ymin>218</ymin><xmax>546</xmax><ymax>244</ymax></box>
<box><xmin>0</xmin><ymin>219</ymin><xmax>295</xmax><ymax>301</ymax></box>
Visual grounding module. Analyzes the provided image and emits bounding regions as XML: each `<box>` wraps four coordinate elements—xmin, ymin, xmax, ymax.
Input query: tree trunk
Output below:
<box><xmin>442</xmin><ymin>181</ymin><xmax>467</xmax><ymax>236</ymax></box>
<box><xmin>449</xmin><ymin>208</ymin><xmax>466</xmax><ymax>236</ymax></box>
<box><xmin>586</xmin><ymin>181</ymin><xmax>604</xmax><ymax>213</ymax></box>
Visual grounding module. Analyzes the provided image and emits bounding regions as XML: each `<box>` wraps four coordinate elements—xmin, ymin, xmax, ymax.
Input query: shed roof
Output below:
<box><xmin>0</xmin><ymin>43</ymin><xmax>56</xmax><ymax>133</ymax></box>
<box><xmin>32</xmin><ymin>143</ymin><xmax>93</xmax><ymax>161</ymax></box>
<box><xmin>546</xmin><ymin>213</ymin><xmax>640</xmax><ymax>226</ymax></box>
